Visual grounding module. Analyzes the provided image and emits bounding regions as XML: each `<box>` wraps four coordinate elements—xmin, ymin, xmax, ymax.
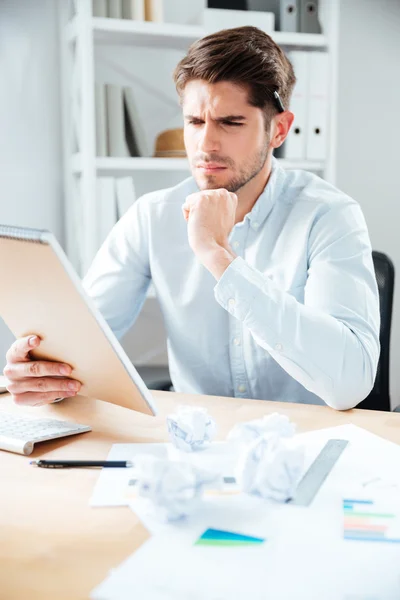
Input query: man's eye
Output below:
<box><xmin>187</xmin><ymin>120</ymin><xmax>243</xmax><ymax>126</ymax></box>
<box><xmin>222</xmin><ymin>121</ymin><xmax>243</xmax><ymax>127</ymax></box>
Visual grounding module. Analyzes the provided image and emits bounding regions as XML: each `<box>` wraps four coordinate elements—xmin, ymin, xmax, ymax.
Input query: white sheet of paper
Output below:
<box><xmin>91</xmin><ymin>424</ymin><xmax>400</xmax><ymax>599</ymax></box>
<box><xmin>296</xmin><ymin>423</ymin><xmax>400</xmax><ymax>496</ymax></box>
<box><xmin>92</xmin><ymin>494</ymin><xmax>400</xmax><ymax>600</ymax></box>
<box><xmin>129</xmin><ymin>490</ymin><xmax>268</xmax><ymax>536</ymax></box>
<box><xmin>90</xmin><ymin>441</ymin><xmax>240</xmax><ymax>507</ymax></box>
<box><xmin>91</xmin><ymin>496</ymin><xmax>291</xmax><ymax>600</ymax></box>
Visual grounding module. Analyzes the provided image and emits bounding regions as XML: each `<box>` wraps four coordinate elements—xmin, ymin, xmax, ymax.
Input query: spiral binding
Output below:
<box><xmin>0</xmin><ymin>225</ymin><xmax>48</xmax><ymax>244</ymax></box>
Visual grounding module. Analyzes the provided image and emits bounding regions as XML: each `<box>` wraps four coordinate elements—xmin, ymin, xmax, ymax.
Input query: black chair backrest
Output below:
<box><xmin>357</xmin><ymin>251</ymin><xmax>394</xmax><ymax>411</ymax></box>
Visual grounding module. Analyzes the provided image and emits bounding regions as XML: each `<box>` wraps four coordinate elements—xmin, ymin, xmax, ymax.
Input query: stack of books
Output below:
<box><xmin>95</xmin><ymin>82</ymin><xmax>186</xmax><ymax>159</ymax></box>
<box><xmin>92</xmin><ymin>0</ymin><xmax>164</xmax><ymax>22</ymax></box>
<box><xmin>95</xmin><ymin>83</ymin><xmax>148</xmax><ymax>158</ymax></box>
<box><xmin>95</xmin><ymin>175</ymin><xmax>137</xmax><ymax>253</ymax></box>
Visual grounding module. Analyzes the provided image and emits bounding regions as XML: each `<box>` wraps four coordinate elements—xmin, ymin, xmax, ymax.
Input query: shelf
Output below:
<box><xmin>88</xmin><ymin>18</ymin><xmax>328</xmax><ymax>51</ymax></box>
<box><xmin>279</xmin><ymin>159</ymin><xmax>325</xmax><ymax>170</ymax></box>
<box><xmin>70</xmin><ymin>156</ymin><xmax>325</xmax><ymax>174</ymax></box>
<box><xmin>96</xmin><ymin>156</ymin><xmax>190</xmax><ymax>174</ymax></box>
<box><xmin>92</xmin><ymin>18</ymin><xmax>205</xmax><ymax>50</ymax></box>
<box><xmin>272</xmin><ymin>31</ymin><xmax>328</xmax><ymax>49</ymax></box>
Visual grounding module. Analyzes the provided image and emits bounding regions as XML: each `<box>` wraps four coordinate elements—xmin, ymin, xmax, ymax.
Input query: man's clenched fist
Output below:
<box><xmin>182</xmin><ymin>189</ymin><xmax>238</xmax><ymax>278</ymax></box>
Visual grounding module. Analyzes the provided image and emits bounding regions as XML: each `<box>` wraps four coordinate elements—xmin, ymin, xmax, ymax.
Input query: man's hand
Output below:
<box><xmin>182</xmin><ymin>188</ymin><xmax>238</xmax><ymax>279</ymax></box>
<box><xmin>3</xmin><ymin>335</ymin><xmax>81</xmax><ymax>406</ymax></box>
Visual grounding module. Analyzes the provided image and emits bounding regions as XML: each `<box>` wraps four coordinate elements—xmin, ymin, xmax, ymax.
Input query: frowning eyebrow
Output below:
<box><xmin>184</xmin><ymin>114</ymin><xmax>247</xmax><ymax>122</ymax></box>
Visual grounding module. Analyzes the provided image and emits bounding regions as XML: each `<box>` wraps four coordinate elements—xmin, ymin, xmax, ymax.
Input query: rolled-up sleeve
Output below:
<box><xmin>214</xmin><ymin>203</ymin><xmax>380</xmax><ymax>410</ymax></box>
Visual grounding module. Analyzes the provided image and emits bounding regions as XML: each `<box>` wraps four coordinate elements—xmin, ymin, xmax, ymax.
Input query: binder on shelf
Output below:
<box><xmin>96</xmin><ymin>177</ymin><xmax>118</xmax><ymax>249</ymax></box>
<box><xmin>121</xmin><ymin>0</ymin><xmax>145</xmax><ymax>20</ymax></box>
<box><xmin>280</xmin><ymin>0</ymin><xmax>298</xmax><ymax>32</ymax></box>
<box><xmin>92</xmin><ymin>0</ymin><xmax>108</xmax><ymax>17</ymax></box>
<box><xmin>115</xmin><ymin>177</ymin><xmax>137</xmax><ymax>219</ymax></box>
<box><xmin>306</xmin><ymin>52</ymin><xmax>328</xmax><ymax>160</ymax></box>
<box><xmin>95</xmin><ymin>83</ymin><xmax>108</xmax><ymax>157</ymax></box>
<box><xmin>255</xmin><ymin>0</ymin><xmax>322</xmax><ymax>33</ymax></box>
<box><xmin>144</xmin><ymin>0</ymin><xmax>163</xmax><ymax>22</ymax></box>
<box><xmin>253</xmin><ymin>0</ymin><xmax>296</xmax><ymax>32</ymax></box>
<box><xmin>299</xmin><ymin>0</ymin><xmax>322</xmax><ymax>33</ymax></box>
<box><xmin>123</xmin><ymin>87</ymin><xmax>148</xmax><ymax>157</ymax></box>
<box><xmin>124</xmin><ymin>102</ymin><xmax>139</xmax><ymax>157</ymax></box>
<box><xmin>282</xmin><ymin>51</ymin><xmax>308</xmax><ymax>159</ymax></box>
<box><xmin>108</xmin><ymin>0</ymin><xmax>122</xmax><ymax>18</ymax></box>
<box><xmin>106</xmin><ymin>84</ymin><xmax>129</xmax><ymax>157</ymax></box>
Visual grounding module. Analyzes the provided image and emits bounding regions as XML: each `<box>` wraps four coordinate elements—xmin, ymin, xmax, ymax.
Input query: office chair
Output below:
<box><xmin>135</xmin><ymin>365</ymin><xmax>172</xmax><ymax>392</ymax></box>
<box><xmin>357</xmin><ymin>251</ymin><xmax>395</xmax><ymax>411</ymax></box>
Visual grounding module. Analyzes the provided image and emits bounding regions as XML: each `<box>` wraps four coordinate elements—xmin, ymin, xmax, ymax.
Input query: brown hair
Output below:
<box><xmin>173</xmin><ymin>26</ymin><xmax>296</xmax><ymax>125</ymax></box>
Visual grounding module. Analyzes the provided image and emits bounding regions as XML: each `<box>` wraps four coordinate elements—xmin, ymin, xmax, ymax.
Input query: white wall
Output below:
<box><xmin>336</xmin><ymin>0</ymin><xmax>400</xmax><ymax>408</ymax></box>
<box><xmin>0</xmin><ymin>0</ymin><xmax>64</xmax><ymax>369</ymax></box>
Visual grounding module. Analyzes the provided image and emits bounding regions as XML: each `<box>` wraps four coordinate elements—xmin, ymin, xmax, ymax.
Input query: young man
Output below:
<box><xmin>4</xmin><ymin>26</ymin><xmax>379</xmax><ymax>410</ymax></box>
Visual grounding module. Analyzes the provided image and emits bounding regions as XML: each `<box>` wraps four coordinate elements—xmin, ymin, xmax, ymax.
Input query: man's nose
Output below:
<box><xmin>198</xmin><ymin>121</ymin><xmax>221</xmax><ymax>154</ymax></box>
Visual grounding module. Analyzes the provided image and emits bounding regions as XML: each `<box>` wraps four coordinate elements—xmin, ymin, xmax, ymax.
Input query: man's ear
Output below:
<box><xmin>270</xmin><ymin>111</ymin><xmax>295</xmax><ymax>149</ymax></box>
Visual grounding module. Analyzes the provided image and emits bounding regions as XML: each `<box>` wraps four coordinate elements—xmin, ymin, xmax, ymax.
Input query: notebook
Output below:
<box><xmin>0</xmin><ymin>225</ymin><xmax>157</xmax><ymax>416</ymax></box>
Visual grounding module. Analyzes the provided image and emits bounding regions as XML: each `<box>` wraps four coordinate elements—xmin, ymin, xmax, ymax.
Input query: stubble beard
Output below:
<box><xmin>194</xmin><ymin>138</ymin><xmax>270</xmax><ymax>194</ymax></box>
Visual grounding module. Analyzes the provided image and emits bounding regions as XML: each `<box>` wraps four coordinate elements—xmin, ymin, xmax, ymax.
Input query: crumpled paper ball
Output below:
<box><xmin>166</xmin><ymin>405</ymin><xmax>216</xmax><ymax>452</ymax></box>
<box><xmin>134</xmin><ymin>454</ymin><xmax>222</xmax><ymax>522</ymax></box>
<box><xmin>227</xmin><ymin>412</ymin><xmax>296</xmax><ymax>446</ymax></box>
<box><xmin>236</xmin><ymin>432</ymin><xmax>304</xmax><ymax>503</ymax></box>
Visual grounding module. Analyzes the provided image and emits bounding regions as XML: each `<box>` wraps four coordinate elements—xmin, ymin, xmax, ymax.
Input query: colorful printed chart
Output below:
<box><xmin>343</xmin><ymin>497</ymin><xmax>400</xmax><ymax>543</ymax></box>
<box><xmin>195</xmin><ymin>528</ymin><xmax>265</xmax><ymax>547</ymax></box>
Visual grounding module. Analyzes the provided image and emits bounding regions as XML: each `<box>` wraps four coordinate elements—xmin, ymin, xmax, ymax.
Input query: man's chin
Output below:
<box><xmin>194</xmin><ymin>171</ymin><xmax>231</xmax><ymax>191</ymax></box>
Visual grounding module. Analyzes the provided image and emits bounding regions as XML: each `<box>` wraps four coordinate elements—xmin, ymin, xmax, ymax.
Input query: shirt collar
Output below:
<box><xmin>245</xmin><ymin>156</ymin><xmax>285</xmax><ymax>231</ymax></box>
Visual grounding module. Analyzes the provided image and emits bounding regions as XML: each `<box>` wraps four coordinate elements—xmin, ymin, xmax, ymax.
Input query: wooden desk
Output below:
<box><xmin>1</xmin><ymin>391</ymin><xmax>399</xmax><ymax>600</ymax></box>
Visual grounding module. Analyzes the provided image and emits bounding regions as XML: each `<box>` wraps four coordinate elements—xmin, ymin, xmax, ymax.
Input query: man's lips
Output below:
<box><xmin>197</xmin><ymin>163</ymin><xmax>227</xmax><ymax>172</ymax></box>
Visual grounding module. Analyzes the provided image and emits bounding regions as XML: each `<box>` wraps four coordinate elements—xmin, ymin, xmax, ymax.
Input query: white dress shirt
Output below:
<box><xmin>83</xmin><ymin>157</ymin><xmax>380</xmax><ymax>410</ymax></box>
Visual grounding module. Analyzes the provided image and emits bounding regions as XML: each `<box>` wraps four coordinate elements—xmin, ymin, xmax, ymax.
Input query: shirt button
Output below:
<box><xmin>233</xmin><ymin>337</ymin><xmax>241</xmax><ymax>346</ymax></box>
<box><xmin>238</xmin><ymin>384</ymin><xmax>246</xmax><ymax>393</ymax></box>
<box><xmin>253</xmin><ymin>221</ymin><xmax>259</xmax><ymax>229</ymax></box>
<box><xmin>228</xmin><ymin>298</ymin><xmax>236</xmax><ymax>309</ymax></box>
<box><xmin>275</xmin><ymin>343</ymin><xmax>283</xmax><ymax>352</ymax></box>
<box><xmin>233</xmin><ymin>241</ymin><xmax>240</xmax><ymax>249</ymax></box>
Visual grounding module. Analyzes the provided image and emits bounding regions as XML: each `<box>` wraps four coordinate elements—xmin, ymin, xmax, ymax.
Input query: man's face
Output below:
<box><xmin>182</xmin><ymin>79</ymin><xmax>270</xmax><ymax>193</ymax></box>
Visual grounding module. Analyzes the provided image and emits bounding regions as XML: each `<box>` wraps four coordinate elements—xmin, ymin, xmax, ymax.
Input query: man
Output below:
<box><xmin>4</xmin><ymin>26</ymin><xmax>379</xmax><ymax>410</ymax></box>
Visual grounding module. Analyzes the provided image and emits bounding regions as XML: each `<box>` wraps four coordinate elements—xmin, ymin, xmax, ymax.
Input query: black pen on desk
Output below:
<box><xmin>30</xmin><ymin>460</ymin><xmax>133</xmax><ymax>469</ymax></box>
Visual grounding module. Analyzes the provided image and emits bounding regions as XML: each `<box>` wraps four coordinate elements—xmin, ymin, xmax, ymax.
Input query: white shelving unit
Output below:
<box><xmin>59</xmin><ymin>0</ymin><xmax>339</xmax><ymax>280</ymax></box>
<box><xmin>71</xmin><ymin>155</ymin><xmax>326</xmax><ymax>176</ymax></box>
<box><xmin>67</xmin><ymin>16</ymin><xmax>330</xmax><ymax>50</ymax></box>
